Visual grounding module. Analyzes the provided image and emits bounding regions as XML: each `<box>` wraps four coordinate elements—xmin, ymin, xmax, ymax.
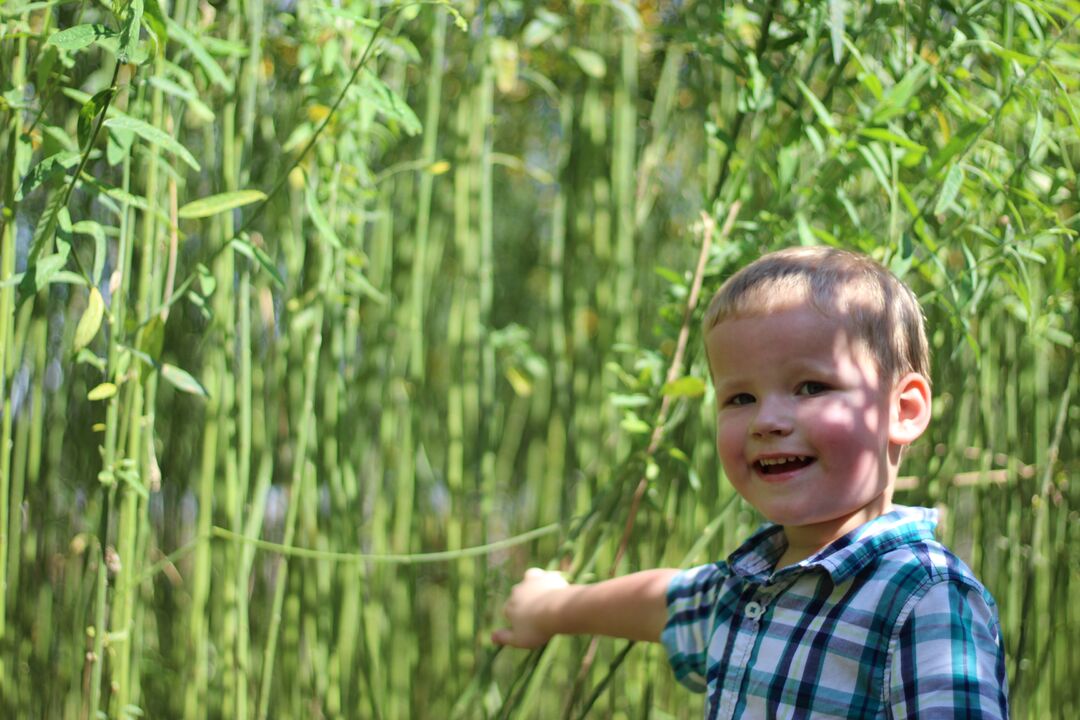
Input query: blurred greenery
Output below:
<box><xmin>1</xmin><ymin>0</ymin><xmax>1077</xmax><ymax>717</ymax></box>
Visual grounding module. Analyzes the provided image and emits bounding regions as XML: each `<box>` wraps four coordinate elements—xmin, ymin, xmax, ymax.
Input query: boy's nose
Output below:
<box><xmin>750</xmin><ymin>398</ymin><xmax>794</xmax><ymax>437</ymax></box>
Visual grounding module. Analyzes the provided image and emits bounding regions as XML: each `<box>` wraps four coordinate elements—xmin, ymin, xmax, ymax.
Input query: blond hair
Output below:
<box><xmin>703</xmin><ymin>247</ymin><xmax>930</xmax><ymax>383</ymax></box>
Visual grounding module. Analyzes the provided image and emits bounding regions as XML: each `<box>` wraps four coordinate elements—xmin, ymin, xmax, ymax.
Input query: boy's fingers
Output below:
<box><xmin>491</xmin><ymin>628</ymin><xmax>510</xmax><ymax>645</ymax></box>
<box><xmin>524</xmin><ymin>567</ymin><xmax>547</xmax><ymax>579</ymax></box>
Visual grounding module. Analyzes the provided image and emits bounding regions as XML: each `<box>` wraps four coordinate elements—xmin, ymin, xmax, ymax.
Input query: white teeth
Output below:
<box><xmin>758</xmin><ymin>456</ymin><xmax>808</xmax><ymax>466</ymax></box>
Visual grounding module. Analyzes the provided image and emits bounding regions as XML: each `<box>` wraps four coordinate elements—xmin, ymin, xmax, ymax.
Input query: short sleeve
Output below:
<box><xmin>887</xmin><ymin>580</ymin><xmax>1009</xmax><ymax>718</ymax></box>
<box><xmin>661</xmin><ymin>563</ymin><xmax>729</xmax><ymax>693</ymax></box>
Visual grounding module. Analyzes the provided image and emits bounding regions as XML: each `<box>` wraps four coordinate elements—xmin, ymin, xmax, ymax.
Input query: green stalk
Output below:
<box><xmin>409</xmin><ymin>7</ymin><xmax>447</xmax><ymax>380</ymax></box>
<box><xmin>0</xmin><ymin>12</ymin><xmax>32</xmax><ymax>694</ymax></box>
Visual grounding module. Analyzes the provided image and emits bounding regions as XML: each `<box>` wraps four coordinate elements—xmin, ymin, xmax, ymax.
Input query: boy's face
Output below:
<box><xmin>706</xmin><ymin>300</ymin><xmax>897</xmax><ymax>532</ymax></box>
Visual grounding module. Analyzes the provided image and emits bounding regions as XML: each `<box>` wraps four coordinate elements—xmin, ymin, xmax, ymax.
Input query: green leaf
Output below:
<box><xmin>74</xmin><ymin>287</ymin><xmax>106</xmax><ymax>352</ymax></box>
<box><xmin>620</xmin><ymin>412</ymin><xmax>651</xmax><ymax>435</ymax></box>
<box><xmin>569</xmin><ymin>47</ymin><xmax>606</xmax><ymax>79</ymax></box>
<box><xmin>178</xmin><ymin>190</ymin><xmax>267</xmax><ymax>219</ymax></box>
<box><xmin>143</xmin><ymin>0</ymin><xmax>168</xmax><ymax>55</ymax></box>
<box><xmin>359</xmin><ymin>71</ymin><xmax>421</xmax><ymax>136</ymax></box>
<box><xmin>870</xmin><ymin>63</ymin><xmax>928</xmax><ymax>124</ymax></box>
<box><xmin>305</xmin><ymin>184</ymin><xmax>342</xmax><ymax>249</ymax></box>
<box><xmin>146</xmin><ymin>76</ymin><xmax>215</xmax><ymax>122</ymax></box>
<box><xmin>610</xmin><ymin>393</ymin><xmax>651</xmax><ymax>408</ymax></box>
<box><xmin>78</xmin><ymin>87</ymin><xmax>115</xmax><ymax>151</ymax></box>
<box><xmin>346</xmin><ymin>268</ymin><xmax>387</xmax><ymax>305</ymax></box>
<box><xmin>794</xmin><ymin>78</ymin><xmax>837</xmax><ymax>135</ymax></box>
<box><xmin>118</xmin><ymin>0</ymin><xmax>144</xmax><ymax>64</ymax></box>
<box><xmin>136</xmin><ymin>315</ymin><xmax>166</xmax><ymax>362</ymax></box>
<box><xmin>230</xmin><ymin>237</ymin><xmax>284</xmax><ymax>287</ymax></box>
<box><xmin>928</xmin><ymin>121</ymin><xmax>986</xmax><ymax>176</ymax></box>
<box><xmin>47</xmin><ymin>24</ymin><xmax>116</xmax><ymax>51</ymax></box>
<box><xmin>16</xmin><ymin>151</ymin><xmax>79</xmax><ymax>202</ymax></box>
<box><xmin>161</xmin><ymin>363</ymin><xmax>208</xmax><ymax>397</ymax></box>
<box><xmin>828</xmin><ymin>0</ymin><xmax>846</xmax><ymax>65</ymax></box>
<box><xmin>661</xmin><ymin>376</ymin><xmax>706</xmax><ymax>398</ymax></box>
<box><xmin>165</xmin><ymin>19</ymin><xmax>233</xmax><ymax>92</ymax></box>
<box><xmin>103</xmin><ymin>116</ymin><xmax>200</xmax><ymax>171</ymax></box>
<box><xmin>88</xmin><ymin>382</ymin><xmax>118</xmax><ymax>401</ymax></box>
<box><xmin>856</xmin><ymin>127</ymin><xmax>926</xmax><ymax>153</ymax></box>
<box><xmin>934</xmin><ymin>164</ymin><xmax>964</xmax><ymax>215</ymax></box>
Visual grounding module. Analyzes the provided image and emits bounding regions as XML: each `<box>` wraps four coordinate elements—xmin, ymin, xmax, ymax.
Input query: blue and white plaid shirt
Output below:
<box><xmin>662</xmin><ymin>505</ymin><xmax>1008</xmax><ymax>718</ymax></box>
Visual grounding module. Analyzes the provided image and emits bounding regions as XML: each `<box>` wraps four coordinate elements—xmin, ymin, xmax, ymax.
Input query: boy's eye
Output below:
<box><xmin>726</xmin><ymin>392</ymin><xmax>755</xmax><ymax>407</ymax></box>
<box><xmin>797</xmin><ymin>381</ymin><xmax>828</xmax><ymax>396</ymax></box>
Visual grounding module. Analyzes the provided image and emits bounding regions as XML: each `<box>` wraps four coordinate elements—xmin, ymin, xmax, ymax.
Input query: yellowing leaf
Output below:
<box><xmin>307</xmin><ymin>104</ymin><xmax>332</xmax><ymax>123</ymax></box>
<box><xmin>428</xmin><ymin>161</ymin><xmax>451</xmax><ymax>175</ymax></box>
<box><xmin>505</xmin><ymin>367</ymin><xmax>533</xmax><ymax>397</ymax></box>
<box><xmin>88</xmin><ymin>382</ymin><xmax>118</xmax><ymax>401</ymax></box>
<box><xmin>74</xmin><ymin>287</ymin><xmax>105</xmax><ymax>352</ymax></box>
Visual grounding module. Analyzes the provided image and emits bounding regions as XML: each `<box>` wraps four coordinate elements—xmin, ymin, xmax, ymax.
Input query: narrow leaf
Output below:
<box><xmin>178</xmin><ymin>190</ymin><xmax>266</xmax><ymax>219</ymax></box>
<box><xmin>934</xmin><ymin>164</ymin><xmax>964</xmax><ymax>215</ymax></box>
<box><xmin>857</xmin><ymin>127</ymin><xmax>926</xmax><ymax>153</ymax></box>
<box><xmin>230</xmin><ymin>238</ymin><xmax>284</xmax><ymax>287</ymax></box>
<box><xmin>161</xmin><ymin>363</ymin><xmax>208</xmax><ymax>397</ymax></box>
<box><xmin>794</xmin><ymin>78</ymin><xmax>837</xmax><ymax>134</ymax></box>
<box><xmin>828</xmin><ymin>0</ymin><xmax>845</xmax><ymax>65</ymax></box>
<box><xmin>74</xmin><ymin>287</ymin><xmax>106</xmax><ymax>352</ymax></box>
<box><xmin>103</xmin><ymin>116</ymin><xmax>200</xmax><ymax>171</ymax></box>
<box><xmin>305</xmin><ymin>184</ymin><xmax>342</xmax><ymax>249</ymax></box>
<box><xmin>143</xmin><ymin>0</ymin><xmax>168</xmax><ymax>54</ymax></box>
<box><xmin>164</xmin><ymin>19</ymin><xmax>233</xmax><ymax>92</ymax></box>
<box><xmin>47</xmin><ymin>24</ymin><xmax>116</xmax><ymax>51</ymax></box>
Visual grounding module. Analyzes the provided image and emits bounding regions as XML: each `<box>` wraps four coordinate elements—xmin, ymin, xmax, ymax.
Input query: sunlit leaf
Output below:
<box><xmin>103</xmin><ymin>116</ymin><xmax>200</xmax><ymax>171</ymax></box>
<box><xmin>661</xmin><ymin>376</ymin><xmax>706</xmax><ymax>398</ymax></box>
<box><xmin>569</xmin><ymin>47</ymin><xmax>606</xmax><ymax>79</ymax></box>
<box><xmin>88</xmin><ymin>382</ymin><xmax>118</xmax><ymax>401</ymax></box>
<box><xmin>178</xmin><ymin>190</ymin><xmax>267</xmax><ymax>219</ymax></box>
<box><xmin>161</xmin><ymin>363</ymin><xmax>208</xmax><ymax>397</ymax></box>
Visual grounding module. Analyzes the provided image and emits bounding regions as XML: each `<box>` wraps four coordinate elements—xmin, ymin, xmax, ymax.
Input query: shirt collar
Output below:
<box><xmin>727</xmin><ymin>505</ymin><xmax>939</xmax><ymax>584</ymax></box>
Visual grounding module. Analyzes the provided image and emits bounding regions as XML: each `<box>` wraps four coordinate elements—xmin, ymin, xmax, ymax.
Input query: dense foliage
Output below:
<box><xmin>1</xmin><ymin>0</ymin><xmax>1077</xmax><ymax>717</ymax></box>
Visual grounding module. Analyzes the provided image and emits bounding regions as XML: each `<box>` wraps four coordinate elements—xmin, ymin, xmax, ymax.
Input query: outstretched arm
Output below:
<box><xmin>491</xmin><ymin>567</ymin><xmax>679</xmax><ymax>649</ymax></box>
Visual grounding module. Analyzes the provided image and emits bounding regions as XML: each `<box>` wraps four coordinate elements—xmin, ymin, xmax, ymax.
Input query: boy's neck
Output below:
<box><xmin>775</xmin><ymin>499</ymin><xmax>894</xmax><ymax>570</ymax></box>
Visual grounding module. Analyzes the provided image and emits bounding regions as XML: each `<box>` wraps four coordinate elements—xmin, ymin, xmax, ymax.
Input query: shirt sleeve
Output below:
<box><xmin>887</xmin><ymin>580</ymin><xmax>1009</xmax><ymax>718</ymax></box>
<box><xmin>661</xmin><ymin>563</ymin><xmax>728</xmax><ymax>693</ymax></box>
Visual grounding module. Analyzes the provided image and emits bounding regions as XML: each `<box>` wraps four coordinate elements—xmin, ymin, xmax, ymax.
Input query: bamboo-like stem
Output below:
<box><xmin>408</xmin><ymin>7</ymin><xmax>447</xmax><ymax>381</ymax></box>
<box><xmin>565</xmin><ymin>204</ymin><xmax>737</xmax><ymax>713</ymax></box>
<box><xmin>255</xmin><ymin>181</ymin><xmax>330</xmax><ymax>716</ymax></box>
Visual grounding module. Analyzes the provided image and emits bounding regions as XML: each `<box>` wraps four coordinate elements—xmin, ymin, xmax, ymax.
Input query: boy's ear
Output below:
<box><xmin>889</xmin><ymin>372</ymin><xmax>932</xmax><ymax>446</ymax></box>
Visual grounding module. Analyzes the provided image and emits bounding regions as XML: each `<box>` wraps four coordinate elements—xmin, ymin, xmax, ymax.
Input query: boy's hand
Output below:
<box><xmin>491</xmin><ymin>568</ymin><xmax>569</xmax><ymax>649</ymax></box>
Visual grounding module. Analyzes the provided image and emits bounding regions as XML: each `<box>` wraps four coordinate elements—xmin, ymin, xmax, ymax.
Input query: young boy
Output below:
<box><xmin>492</xmin><ymin>247</ymin><xmax>1008</xmax><ymax>717</ymax></box>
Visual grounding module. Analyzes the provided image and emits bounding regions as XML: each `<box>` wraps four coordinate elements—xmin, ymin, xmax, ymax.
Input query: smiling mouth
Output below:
<box><xmin>755</xmin><ymin>456</ymin><xmax>815</xmax><ymax>475</ymax></box>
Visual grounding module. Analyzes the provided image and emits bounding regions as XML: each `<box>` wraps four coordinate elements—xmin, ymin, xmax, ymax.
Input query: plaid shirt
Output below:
<box><xmin>662</xmin><ymin>505</ymin><xmax>1008</xmax><ymax>718</ymax></box>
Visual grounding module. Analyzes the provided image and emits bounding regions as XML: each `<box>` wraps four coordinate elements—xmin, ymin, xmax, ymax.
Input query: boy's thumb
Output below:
<box><xmin>491</xmin><ymin>628</ymin><xmax>510</xmax><ymax>645</ymax></box>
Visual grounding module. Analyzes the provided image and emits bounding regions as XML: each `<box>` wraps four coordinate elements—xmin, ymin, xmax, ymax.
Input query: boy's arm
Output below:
<box><xmin>491</xmin><ymin>568</ymin><xmax>680</xmax><ymax>648</ymax></box>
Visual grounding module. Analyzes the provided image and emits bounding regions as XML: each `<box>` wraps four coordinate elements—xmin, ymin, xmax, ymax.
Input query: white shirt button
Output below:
<box><xmin>745</xmin><ymin>601</ymin><xmax>763</xmax><ymax>619</ymax></box>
